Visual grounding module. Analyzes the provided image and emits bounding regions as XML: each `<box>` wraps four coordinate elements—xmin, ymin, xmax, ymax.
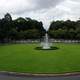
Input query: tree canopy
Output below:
<box><xmin>0</xmin><ymin>13</ymin><xmax>45</xmax><ymax>43</ymax></box>
<box><xmin>49</xmin><ymin>20</ymin><xmax>80</xmax><ymax>40</ymax></box>
<box><xmin>0</xmin><ymin>13</ymin><xmax>80</xmax><ymax>43</ymax></box>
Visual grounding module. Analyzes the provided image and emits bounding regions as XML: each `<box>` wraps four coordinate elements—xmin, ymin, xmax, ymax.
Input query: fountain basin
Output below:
<box><xmin>35</xmin><ymin>46</ymin><xmax>59</xmax><ymax>50</ymax></box>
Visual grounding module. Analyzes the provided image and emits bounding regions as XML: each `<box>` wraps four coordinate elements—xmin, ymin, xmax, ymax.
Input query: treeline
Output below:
<box><xmin>1</xmin><ymin>13</ymin><xmax>80</xmax><ymax>43</ymax></box>
<box><xmin>49</xmin><ymin>20</ymin><xmax>80</xmax><ymax>40</ymax></box>
<box><xmin>0</xmin><ymin>13</ymin><xmax>45</xmax><ymax>43</ymax></box>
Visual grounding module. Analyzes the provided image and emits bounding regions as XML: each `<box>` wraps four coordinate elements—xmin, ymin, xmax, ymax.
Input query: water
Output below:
<box><xmin>41</xmin><ymin>33</ymin><xmax>51</xmax><ymax>49</ymax></box>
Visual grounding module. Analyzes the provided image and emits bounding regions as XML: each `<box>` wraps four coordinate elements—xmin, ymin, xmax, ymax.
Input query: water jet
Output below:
<box><xmin>41</xmin><ymin>32</ymin><xmax>52</xmax><ymax>50</ymax></box>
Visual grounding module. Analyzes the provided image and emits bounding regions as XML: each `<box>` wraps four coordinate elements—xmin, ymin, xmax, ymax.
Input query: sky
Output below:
<box><xmin>0</xmin><ymin>0</ymin><xmax>80</xmax><ymax>30</ymax></box>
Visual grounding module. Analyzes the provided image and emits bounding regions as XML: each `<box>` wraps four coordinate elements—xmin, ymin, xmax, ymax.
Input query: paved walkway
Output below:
<box><xmin>0</xmin><ymin>74</ymin><xmax>80</xmax><ymax>80</ymax></box>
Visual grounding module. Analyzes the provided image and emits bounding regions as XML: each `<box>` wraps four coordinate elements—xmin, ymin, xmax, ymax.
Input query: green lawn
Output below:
<box><xmin>0</xmin><ymin>43</ymin><xmax>80</xmax><ymax>73</ymax></box>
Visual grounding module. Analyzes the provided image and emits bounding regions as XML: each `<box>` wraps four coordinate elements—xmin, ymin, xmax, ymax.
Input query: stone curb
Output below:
<box><xmin>0</xmin><ymin>71</ymin><xmax>80</xmax><ymax>77</ymax></box>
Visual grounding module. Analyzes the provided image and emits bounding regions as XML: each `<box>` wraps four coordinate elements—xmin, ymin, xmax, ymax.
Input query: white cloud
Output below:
<box><xmin>0</xmin><ymin>0</ymin><xmax>80</xmax><ymax>30</ymax></box>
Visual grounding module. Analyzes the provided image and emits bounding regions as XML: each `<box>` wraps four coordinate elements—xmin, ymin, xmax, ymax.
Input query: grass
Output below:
<box><xmin>0</xmin><ymin>43</ymin><xmax>80</xmax><ymax>73</ymax></box>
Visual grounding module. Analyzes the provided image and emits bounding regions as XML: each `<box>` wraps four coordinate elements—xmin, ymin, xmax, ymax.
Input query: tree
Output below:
<box><xmin>4</xmin><ymin>13</ymin><xmax>12</xmax><ymax>21</ymax></box>
<box><xmin>49</xmin><ymin>19</ymin><xmax>80</xmax><ymax>40</ymax></box>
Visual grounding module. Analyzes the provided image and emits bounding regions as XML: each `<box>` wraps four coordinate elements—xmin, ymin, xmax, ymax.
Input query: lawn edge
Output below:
<box><xmin>0</xmin><ymin>71</ymin><xmax>80</xmax><ymax>77</ymax></box>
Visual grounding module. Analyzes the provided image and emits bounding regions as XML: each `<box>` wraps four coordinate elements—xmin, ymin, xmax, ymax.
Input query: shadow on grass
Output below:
<box><xmin>35</xmin><ymin>46</ymin><xmax>59</xmax><ymax>50</ymax></box>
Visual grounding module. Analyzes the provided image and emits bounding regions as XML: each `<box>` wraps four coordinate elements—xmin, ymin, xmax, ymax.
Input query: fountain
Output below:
<box><xmin>35</xmin><ymin>24</ymin><xmax>58</xmax><ymax>50</ymax></box>
<box><xmin>41</xmin><ymin>32</ymin><xmax>51</xmax><ymax>49</ymax></box>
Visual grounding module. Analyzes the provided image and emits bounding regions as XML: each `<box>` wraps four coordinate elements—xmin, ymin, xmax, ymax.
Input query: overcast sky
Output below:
<box><xmin>0</xmin><ymin>0</ymin><xmax>80</xmax><ymax>30</ymax></box>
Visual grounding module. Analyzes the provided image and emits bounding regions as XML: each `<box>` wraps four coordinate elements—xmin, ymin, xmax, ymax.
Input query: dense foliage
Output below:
<box><xmin>0</xmin><ymin>13</ymin><xmax>45</xmax><ymax>43</ymax></box>
<box><xmin>49</xmin><ymin>20</ymin><xmax>80</xmax><ymax>40</ymax></box>
<box><xmin>1</xmin><ymin>13</ymin><xmax>80</xmax><ymax>43</ymax></box>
